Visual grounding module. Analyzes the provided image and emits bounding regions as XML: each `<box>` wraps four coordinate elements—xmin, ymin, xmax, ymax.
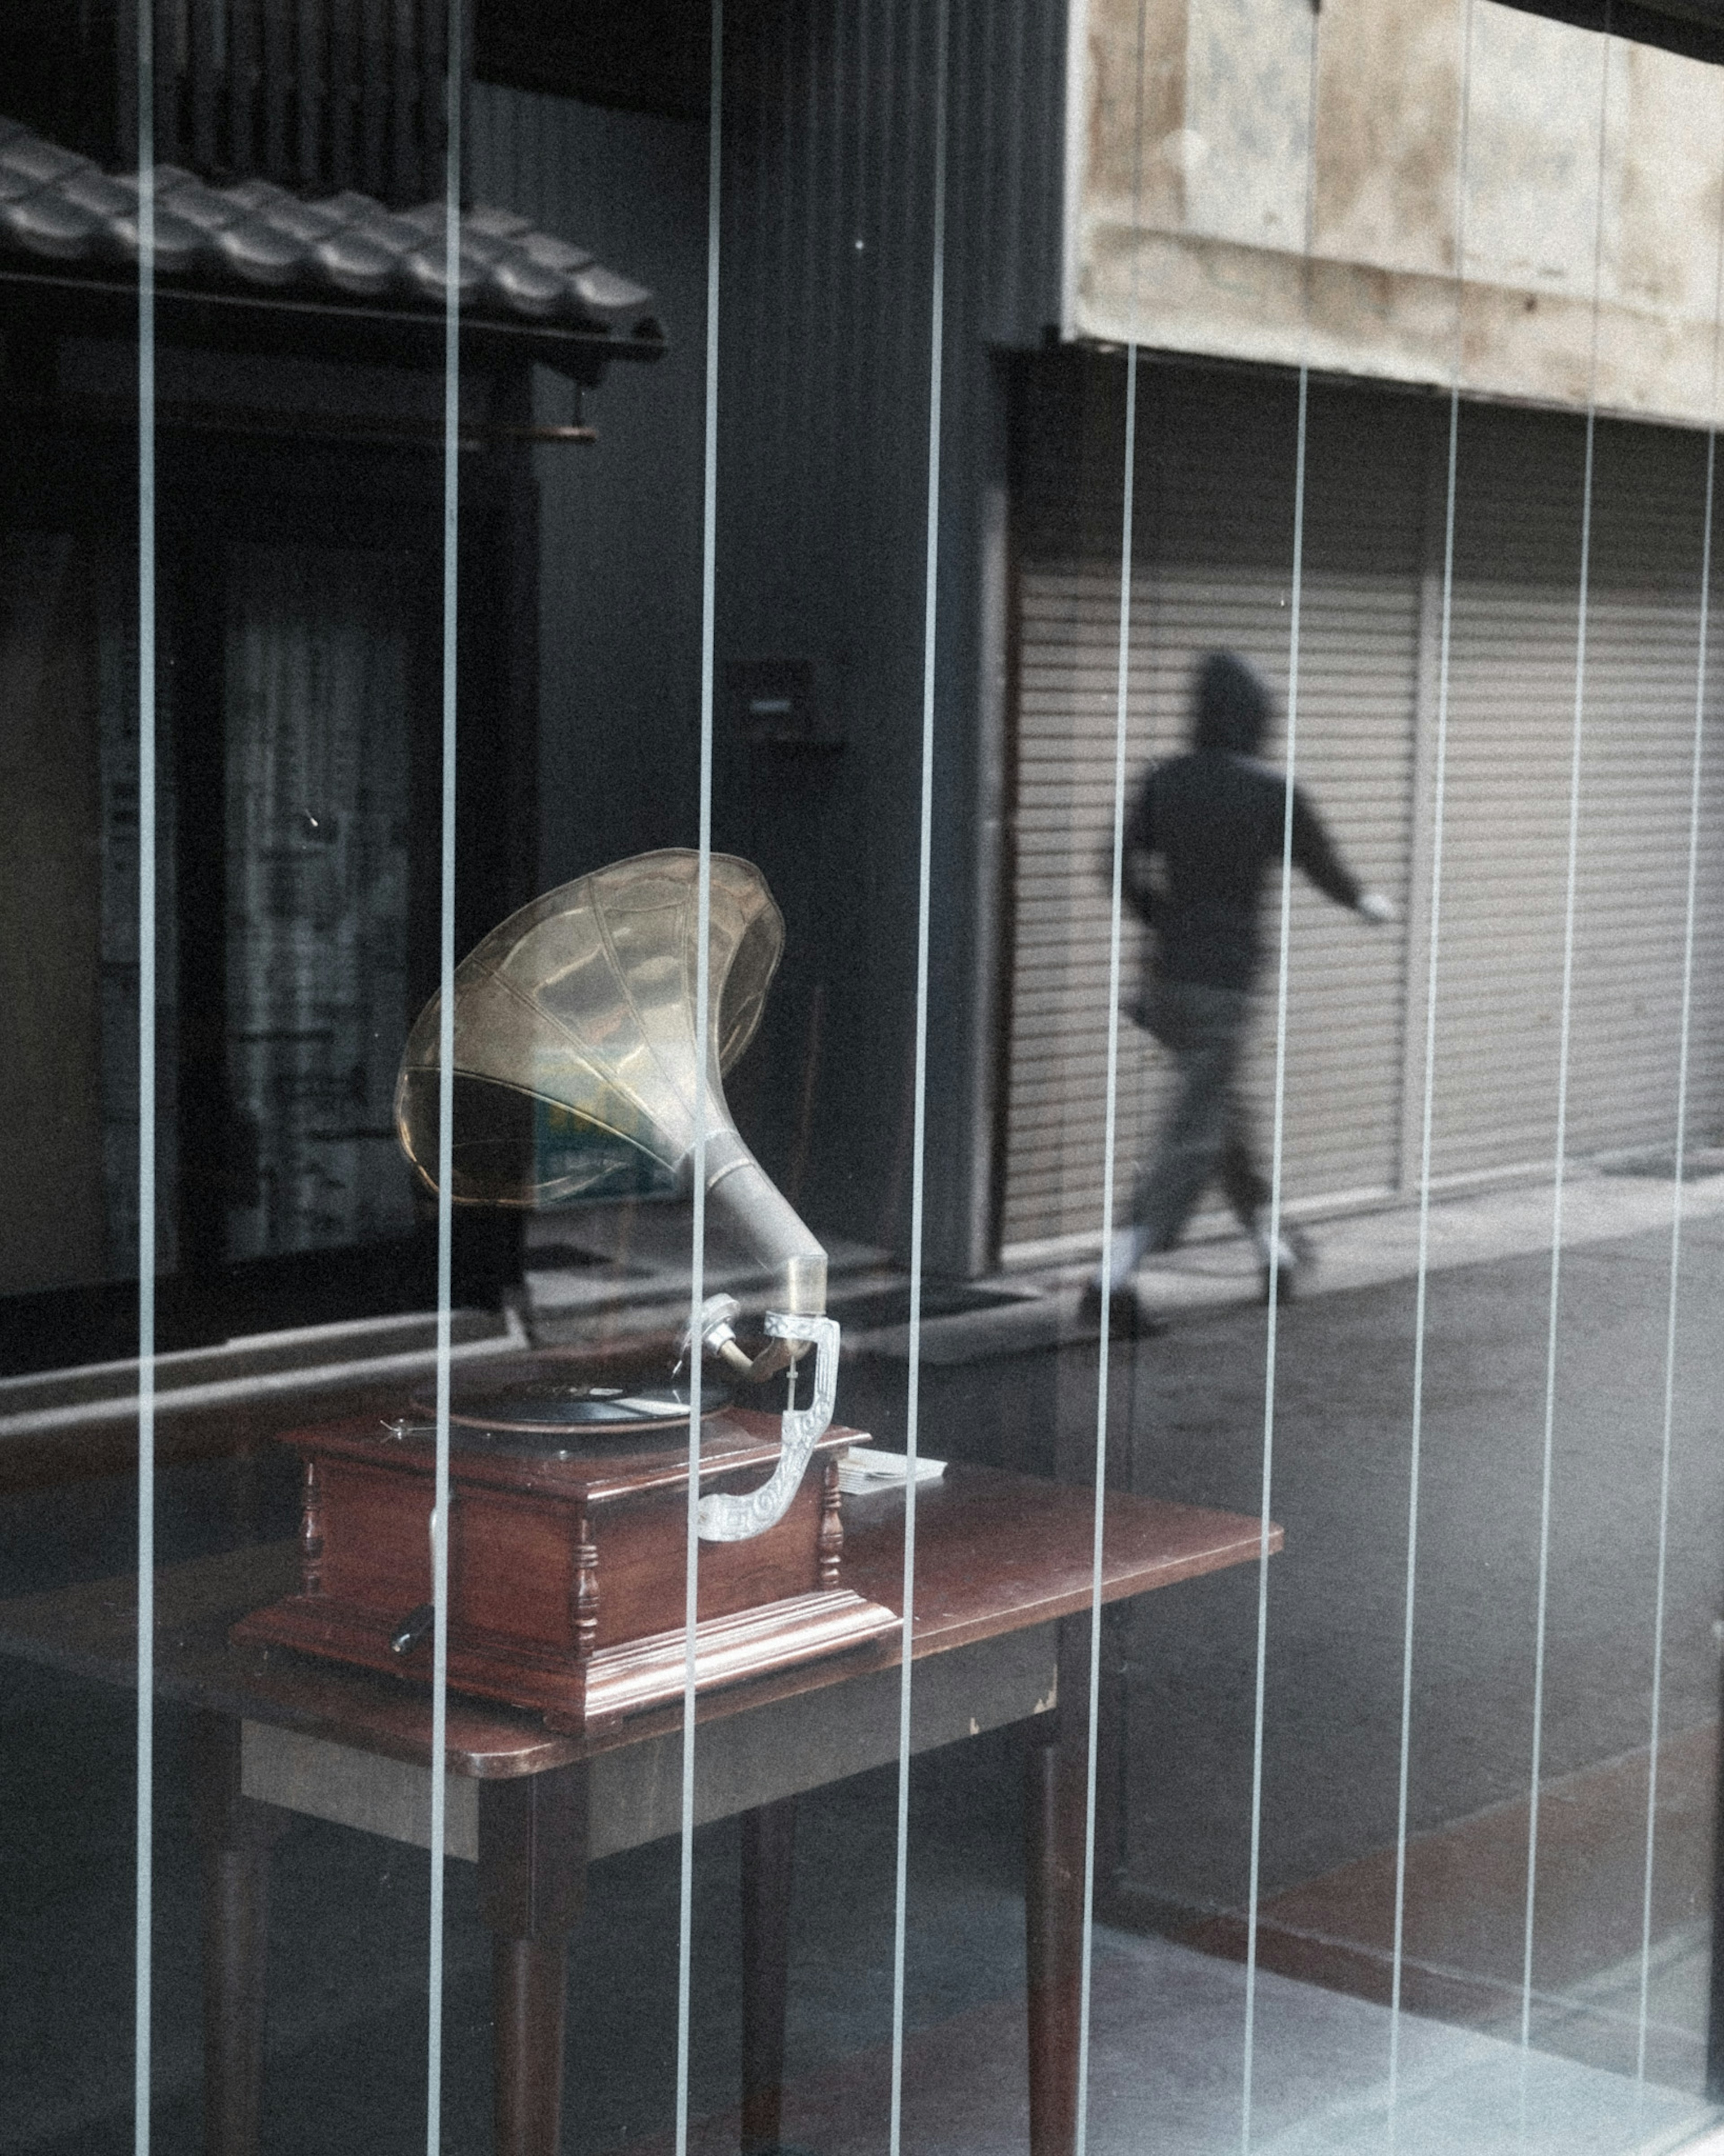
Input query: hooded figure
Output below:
<box><xmin>1085</xmin><ymin>651</ymin><xmax>1392</xmax><ymax>1332</ymax></box>
<box><xmin>1192</xmin><ymin>648</ymin><xmax>1272</xmax><ymax>754</ymax></box>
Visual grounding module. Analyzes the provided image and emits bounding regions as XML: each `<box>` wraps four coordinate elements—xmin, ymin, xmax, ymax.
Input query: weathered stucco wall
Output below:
<box><xmin>1070</xmin><ymin>0</ymin><xmax>1724</xmax><ymax>425</ymax></box>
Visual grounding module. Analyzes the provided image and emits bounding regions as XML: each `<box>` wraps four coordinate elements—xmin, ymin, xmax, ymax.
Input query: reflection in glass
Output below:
<box><xmin>0</xmin><ymin>529</ymin><xmax>177</xmax><ymax>1297</ymax></box>
<box><xmin>223</xmin><ymin>542</ymin><xmax>413</xmax><ymax>1262</ymax></box>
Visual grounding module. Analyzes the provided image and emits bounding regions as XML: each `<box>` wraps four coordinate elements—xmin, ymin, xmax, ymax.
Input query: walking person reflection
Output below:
<box><xmin>1082</xmin><ymin>652</ymin><xmax>1393</xmax><ymax>1336</ymax></box>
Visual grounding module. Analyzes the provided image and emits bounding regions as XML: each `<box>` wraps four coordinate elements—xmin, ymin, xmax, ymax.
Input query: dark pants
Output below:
<box><xmin>1128</xmin><ymin>976</ymin><xmax>1268</xmax><ymax>1254</ymax></box>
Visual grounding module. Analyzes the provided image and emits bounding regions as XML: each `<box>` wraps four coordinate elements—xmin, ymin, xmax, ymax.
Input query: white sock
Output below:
<box><xmin>1098</xmin><ymin>1226</ymin><xmax>1149</xmax><ymax>1285</ymax></box>
<box><xmin>1252</xmin><ymin>1215</ymin><xmax>1300</xmax><ymax>1269</ymax></box>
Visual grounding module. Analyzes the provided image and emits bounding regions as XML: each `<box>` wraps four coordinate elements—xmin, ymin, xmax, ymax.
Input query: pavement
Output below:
<box><xmin>824</xmin><ymin>1157</ymin><xmax>1724</xmax><ymax>1909</ymax></box>
<box><xmin>1082</xmin><ymin>1151</ymin><xmax>1724</xmax><ymax>1321</ymax></box>
<box><xmin>5</xmin><ymin>1672</ymin><xmax>1714</xmax><ymax>2156</ymax></box>
<box><xmin>3</xmin><ymin>1162</ymin><xmax>1722</xmax><ymax>2151</ymax></box>
<box><xmin>830</xmin><ymin>1155</ymin><xmax>1724</xmax><ymax>1359</ymax></box>
<box><xmin>621</xmin><ymin>1930</ymin><xmax>1720</xmax><ymax>2156</ymax></box>
<box><xmin>830</xmin><ymin>1155</ymin><xmax>1724</xmax><ymax>2139</ymax></box>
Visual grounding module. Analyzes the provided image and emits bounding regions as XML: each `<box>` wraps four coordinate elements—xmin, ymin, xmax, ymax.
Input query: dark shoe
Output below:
<box><xmin>1078</xmin><ymin>1278</ymin><xmax>1166</xmax><ymax>1338</ymax></box>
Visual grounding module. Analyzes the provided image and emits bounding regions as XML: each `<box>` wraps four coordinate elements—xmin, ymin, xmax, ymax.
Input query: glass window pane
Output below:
<box><xmin>6</xmin><ymin>5</ymin><xmax>1724</xmax><ymax>2153</ymax></box>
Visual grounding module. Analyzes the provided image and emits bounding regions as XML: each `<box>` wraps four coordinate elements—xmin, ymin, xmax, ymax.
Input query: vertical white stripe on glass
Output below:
<box><xmin>1241</xmin><ymin>12</ymin><xmax>1321</xmax><ymax>2147</ymax></box>
<box><xmin>425</xmin><ymin>9</ymin><xmax>464</xmax><ymax>2150</ymax></box>
<box><xmin>887</xmin><ymin>6</ymin><xmax>949</xmax><ymax>2152</ymax></box>
<box><xmin>1635</xmin><ymin>108</ymin><xmax>1724</xmax><ymax>2091</ymax></box>
<box><xmin>1073</xmin><ymin>3</ymin><xmax>1150</xmax><ymax>2150</ymax></box>
<box><xmin>1388</xmin><ymin>0</ymin><xmax>1474</xmax><ymax>2125</ymax></box>
<box><xmin>134</xmin><ymin>9</ymin><xmax>158</xmax><ymax>2152</ymax></box>
<box><xmin>1521</xmin><ymin>21</ymin><xmax>1614</xmax><ymax>2065</ymax></box>
<box><xmin>675</xmin><ymin>8</ymin><xmax>725</xmax><ymax>2152</ymax></box>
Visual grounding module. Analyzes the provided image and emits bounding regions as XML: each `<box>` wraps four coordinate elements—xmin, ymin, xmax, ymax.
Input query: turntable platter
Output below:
<box><xmin>425</xmin><ymin>1378</ymin><xmax>731</xmax><ymax>1436</ymax></box>
<box><xmin>409</xmin><ymin>1347</ymin><xmax>733</xmax><ymax>1440</ymax></box>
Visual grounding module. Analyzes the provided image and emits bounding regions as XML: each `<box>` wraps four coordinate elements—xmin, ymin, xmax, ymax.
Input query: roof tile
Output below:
<box><xmin>0</xmin><ymin>120</ymin><xmax>659</xmax><ymax>338</ymax></box>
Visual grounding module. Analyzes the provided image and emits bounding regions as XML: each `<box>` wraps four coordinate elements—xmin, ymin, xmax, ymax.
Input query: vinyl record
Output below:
<box><xmin>409</xmin><ymin>1345</ymin><xmax>732</xmax><ymax>1439</ymax></box>
<box><xmin>427</xmin><ymin>1376</ymin><xmax>730</xmax><ymax>1436</ymax></box>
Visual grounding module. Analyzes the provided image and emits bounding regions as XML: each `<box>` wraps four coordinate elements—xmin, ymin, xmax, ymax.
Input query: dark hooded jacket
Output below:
<box><xmin>1123</xmin><ymin>653</ymin><xmax>1362</xmax><ymax>992</ymax></box>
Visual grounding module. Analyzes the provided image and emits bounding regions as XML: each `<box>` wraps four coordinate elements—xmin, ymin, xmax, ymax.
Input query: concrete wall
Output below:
<box><xmin>1070</xmin><ymin>0</ymin><xmax>1724</xmax><ymax>425</ymax></box>
<box><xmin>709</xmin><ymin>0</ymin><xmax>1067</xmax><ymax>1274</ymax></box>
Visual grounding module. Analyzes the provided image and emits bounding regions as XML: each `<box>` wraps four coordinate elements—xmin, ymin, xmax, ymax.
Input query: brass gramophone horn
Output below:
<box><xmin>393</xmin><ymin>849</ymin><xmax>838</xmax><ymax>1541</ymax></box>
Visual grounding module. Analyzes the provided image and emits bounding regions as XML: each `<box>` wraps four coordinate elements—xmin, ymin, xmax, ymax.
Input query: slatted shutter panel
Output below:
<box><xmin>1002</xmin><ymin>367</ymin><xmax>1425</xmax><ymax>1258</ymax></box>
<box><xmin>1427</xmin><ymin>406</ymin><xmax>1724</xmax><ymax>1182</ymax></box>
<box><xmin>1000</xmin><ymin>364</ymin><xmax>1724</xmax><ymax>1262</ymax></box>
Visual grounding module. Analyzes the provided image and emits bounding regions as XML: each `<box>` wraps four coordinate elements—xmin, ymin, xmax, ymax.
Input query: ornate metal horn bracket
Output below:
<box><xmin>696</xmin><ymin>1310</ymin><xmax>840</xmax><ymax>1542</ymax></box>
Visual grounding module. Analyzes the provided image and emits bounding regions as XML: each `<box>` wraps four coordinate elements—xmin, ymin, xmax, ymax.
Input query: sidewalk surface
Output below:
<box><xmin>4</xmin><ymin>1168</ymin><xmax>1721</xmax><ymax>2152</ymax></box>
<box><xmin>624</xmin><ymin>1930</ymin><xmax>1720</xmax><ymax>2156</ymax></box>
<box><xmin>1125</xmin><ymin>1160</ymin><xmax>1724</xmax><ymax>1319</ymax></box>
<box><xmin>844</xmin><ymin>1160</ymin><xmax>1724</xmax><ymax>1360</ymax></box>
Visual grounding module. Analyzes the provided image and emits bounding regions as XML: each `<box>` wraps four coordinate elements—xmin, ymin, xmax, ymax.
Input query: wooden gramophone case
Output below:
<box><xmin>233</xmin><ymin>1369</ymin><xmax>896</xmax><ymax>1732</ymax></box>
<box><xmin>236</xmin><ymin>852</ymin><xmax>899</xmax><ymax>1727</ymax></box>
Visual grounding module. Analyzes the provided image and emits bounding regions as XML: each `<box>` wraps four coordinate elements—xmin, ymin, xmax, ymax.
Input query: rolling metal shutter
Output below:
<box><xmin>1427</xmin><ymin>404</ymin><xmax>1724</xmax><ymax>1182</ymax></box>
<box><xmin>1000</xmin><ymin>362</ymin><xmax>1724</xmax><ymax>1262</ymax></box>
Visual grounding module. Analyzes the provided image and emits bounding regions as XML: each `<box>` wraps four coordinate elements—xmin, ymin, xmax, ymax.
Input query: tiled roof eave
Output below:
<box><xmin>0</xmin><ymin>257</ymin><xmax>668</xmax><ymax>382</ymax></box>
<box><xmin>0</xmin><ymin>118</ymin><xmax>667</xmax><ymax>379</ymax></box>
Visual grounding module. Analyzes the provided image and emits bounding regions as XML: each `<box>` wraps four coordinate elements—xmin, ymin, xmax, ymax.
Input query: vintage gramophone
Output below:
<box><xmin>234</xmin><ymin>851</ymin><xmax>896</xmax><ymax>1729</ymax></box>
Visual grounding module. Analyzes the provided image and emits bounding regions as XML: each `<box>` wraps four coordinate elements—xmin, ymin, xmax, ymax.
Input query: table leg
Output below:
<box><xmin>190</xmin><ymin>1713</ymin><xmax>284</xmax><ymax>2156</ymax></box>
<box><xmin>478</xmin><ymin>1763</ymin><xmax>589</xmax><ymax>2156</ymax></box>
<box><xmin>740</xmin><ymin>1794</ymin><xmax>798</xmax><ymax>2156</ymax></box>
<box><xmin>1024</xmin><ymin>1618</ymin><xmax>1092</xmax><ymax>2156</ymax></box>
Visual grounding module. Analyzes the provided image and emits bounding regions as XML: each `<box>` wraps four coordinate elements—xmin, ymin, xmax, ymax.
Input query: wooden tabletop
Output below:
<box><xmin>0</xmin><ymin>1467</ymin><xmax>1277</xmax><ymax>1778</ymax></box>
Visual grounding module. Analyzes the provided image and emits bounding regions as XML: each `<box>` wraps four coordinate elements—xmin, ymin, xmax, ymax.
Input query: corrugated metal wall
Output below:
<box><xmin>467</xmin><ymin>83</ymin><xmax>712</xmax><ymax>895</ymax></box>
<box><xmin>1002</xmin><ymin>354</ymin><xmax>1724</xmax><ymax>1258</ymax></box>
<box><xmin>124</xmin><ymin>0</ymin><xmax>456</xmax><ymax>199</ymax></box>
<box><xmin>471</xmin><ymin>5</ymin><xmax>1067</xmax><ymax>1274</ymax></box>
<box><xmin>710</xmin><ymin>0</ymin><xmax>1066</xmax><ymax>1272</ymax></box>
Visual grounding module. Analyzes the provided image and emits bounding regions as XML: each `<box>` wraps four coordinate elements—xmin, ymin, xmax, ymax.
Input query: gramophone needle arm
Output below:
<box><xmin>679</xmin><ymin>1292</ymin><xmax>795</xmax><ymax>1383</ymax></box>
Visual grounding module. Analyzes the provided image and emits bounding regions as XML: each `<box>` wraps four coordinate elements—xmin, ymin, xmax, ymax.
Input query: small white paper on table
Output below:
<box><xmin>838</xmin><ymin>1445</ymin><xmax>947</xmax><ymax>1495</ymax></box>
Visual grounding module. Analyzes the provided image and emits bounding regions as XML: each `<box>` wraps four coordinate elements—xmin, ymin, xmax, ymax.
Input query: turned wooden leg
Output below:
<box><xmin>478</xmin><ymin>1764</ymin><xmax>589</xmax><ymax>2156</ymax></box>
<box><xmin>1024</xmin><ymin>1616</ymin><xmax>1093</xmax><ymax>2156</ymax></box>
<box><xmin>740</xmin><ymin>1795</ymin><xmax>798</xmax><ymax>2156</ymax></box>
<box><xmin>1024</xmin><ymin>1740</ymin><xmax>1084</xmax><ymax>2156</ymax></box>
<box><xmin>190</xmin><ymin>1714</ymin><xmax>284</xmax><ymax>2156</ymax></box>
<box><xmin>491</xmin><ymin>1936</ymin><xmax>572</xmax><ymax>2152</ymax></box>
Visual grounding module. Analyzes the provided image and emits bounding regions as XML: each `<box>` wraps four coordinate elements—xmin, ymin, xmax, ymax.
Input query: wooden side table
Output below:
<box><xmin>0</xmin><ymin>1468</ymin><xmax>1277</xmax><ymax>2156</ymax></box>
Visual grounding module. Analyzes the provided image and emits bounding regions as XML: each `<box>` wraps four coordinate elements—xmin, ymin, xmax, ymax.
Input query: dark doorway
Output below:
<box><xmin>0</xmin><ymin>366</ymin><xmax>532</xmax><ymax>1374</ymax></box>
